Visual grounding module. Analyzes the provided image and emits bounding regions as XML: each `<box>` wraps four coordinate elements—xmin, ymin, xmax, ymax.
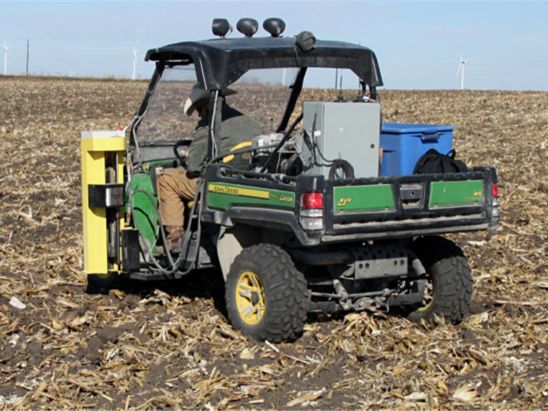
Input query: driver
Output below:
<box><xmin>157</xmin><ymin>83</ymin><xmax>263</xmax><ymax>250</ymax></box>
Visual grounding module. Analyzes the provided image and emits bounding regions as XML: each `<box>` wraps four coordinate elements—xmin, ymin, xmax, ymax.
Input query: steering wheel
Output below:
<box><xmin>173</xmin><ymin>139</ymin><xmax>192</xmax><ymax>167</ymax></box>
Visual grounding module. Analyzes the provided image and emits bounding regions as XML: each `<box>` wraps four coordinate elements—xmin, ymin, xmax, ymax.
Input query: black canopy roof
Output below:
<box><xmin>145</xmin><ymin>36</ymin><xmax>383</xmax><ymax>90</ymax></box>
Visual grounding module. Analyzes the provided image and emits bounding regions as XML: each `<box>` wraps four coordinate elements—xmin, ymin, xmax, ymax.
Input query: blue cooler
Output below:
<box><xmin>380</xmin><ymin>123</ymin><xmax>454</xmax><ymax>176</ymax></box>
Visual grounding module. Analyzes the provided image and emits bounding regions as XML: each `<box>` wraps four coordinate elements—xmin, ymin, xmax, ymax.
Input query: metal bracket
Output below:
<box><xmin>121</xmin><ymin>229</ymin><xmax>140</xmax><ymax>273</ymax></box>
<box><xmin>400</xmin><ymin>183</ymin><xmax>424</xmax><ymax>210</ymax></box>
<box><xmin>88</xmin><ymin>184</ymin><xmax>124</xmax><ymax>208</ymax></box>
<box><xmin>352</xmin><ymin>244</ymin><xmax>408</xmax><ymax>279</ymax></box>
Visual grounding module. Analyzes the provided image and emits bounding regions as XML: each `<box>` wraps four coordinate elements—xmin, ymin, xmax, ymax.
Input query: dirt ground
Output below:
<box><xmin>0</xmin><ymin>77</ymin><xmax>546</xmax><ymax>409</ymax></box>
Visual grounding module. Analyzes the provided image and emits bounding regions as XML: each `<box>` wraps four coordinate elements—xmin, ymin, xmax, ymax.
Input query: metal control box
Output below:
<box><xmin>302</xmin><ymin>102</ymin><xmax>381</xmax><ymax>178</ymax></box>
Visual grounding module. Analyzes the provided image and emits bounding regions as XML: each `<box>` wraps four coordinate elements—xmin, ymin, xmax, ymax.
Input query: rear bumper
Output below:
<box><xmin>213</xmin><ymin>206</ymin><xmax>491</xmax><ymax>246</ymax></box>
<box><xmin>322</xmin><ymin>221</ymin><xmax>489</xmax><ymax>243</ymax></box>
<box><xmin>323</xmin><ymin>210</ymin><xmax>490</xmax><ymax>243</ymax></box>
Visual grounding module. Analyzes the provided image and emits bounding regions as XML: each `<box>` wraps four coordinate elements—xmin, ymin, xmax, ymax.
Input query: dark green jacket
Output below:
<box><xmin>187</xmin><ymin>103</ymin><xmax>263</xmax><ymax>175</ymax></box>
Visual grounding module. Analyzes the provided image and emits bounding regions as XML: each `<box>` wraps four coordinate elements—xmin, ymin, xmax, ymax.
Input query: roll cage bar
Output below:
<box><xmin>130</xmin><ymin>36</ymin><xmax>384</xmax><ymax>167</ymax></box>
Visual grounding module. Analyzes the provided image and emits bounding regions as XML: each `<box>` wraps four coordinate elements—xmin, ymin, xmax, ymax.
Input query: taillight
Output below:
<box><xmin>301</xmin><ymin>192</ymin><xmax>324</xmax><ymax>209</ymax></box>
<box><xmin>300</xmin><ymin>192</ymin><xmax>324</xmax><ymax>230</ymax></box>
<box><xmin>489</xmin><ymin>182</ymin><xmax>500</xmax><ymax>230</ymax></box>
<box><xmin>491</xmin><ymin>183</ymin><xmax>499</xmax><ymax>198</ymax></box>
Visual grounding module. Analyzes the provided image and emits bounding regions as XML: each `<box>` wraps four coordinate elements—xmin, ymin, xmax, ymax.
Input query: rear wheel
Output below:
<box><xmin>225</xmin><ymin>243</ymin><xmax>308</xmax><ymax>342</ymax></box>
<box><xmin>408</xmin><ymin>236</ymin><xmax>473</xmax><ymax>323</ymax></box>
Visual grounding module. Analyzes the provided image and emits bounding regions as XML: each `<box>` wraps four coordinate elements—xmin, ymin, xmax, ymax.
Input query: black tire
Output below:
<box><xmin>408</xmin><ymin>236</ymin><xmax>473</xmax><ymax>324</ymax></box>
<box><xmin>225</xmin><ymin>243</ymin><xmax>309</xmax><ymax>342</ymax></box>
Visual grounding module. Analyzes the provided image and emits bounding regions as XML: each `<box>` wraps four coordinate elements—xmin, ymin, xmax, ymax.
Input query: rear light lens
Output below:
<box><xmin>299</xmin><ymin>216</ymin><xmax>324</xmax><ymax>230</ymax></box>
<box><xmin>300</xmin><ymin>192</ymin><xmax>324</xmax><ymax>230</ymax></box>
<box><xmin>301</xmin><ymin>192</ymin><xmax>323</xmax><ymax>209</ymax></box>
<box><xmin>489</xmin><ymin>182</ymin><xmax>500</xmax><ymax>230</ymax></box>
<box><xmin>491</xmin><ymin>183</ymin><xmax>499</xmax><ymax>198</ymax></box>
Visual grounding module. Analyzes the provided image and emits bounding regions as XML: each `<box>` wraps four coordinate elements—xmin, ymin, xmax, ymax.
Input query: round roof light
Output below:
<box><xmin>295</xmin><ymin>31</ymin><xmax>316</xmax><ymax>52</ymax></box>
<box><xmin>212</xmin><ymin>18</ymin><xmax>231</xmax><ymax>38</ymax></box>
<box><xmin>236</xmin><ymin>18</ymin><xmax>258</xmax><ymax>37</ymax></box>
<box><xmin>263</xmin><ymin>18</ymin><xmax>286</xmax><ymax>37</ymax></box>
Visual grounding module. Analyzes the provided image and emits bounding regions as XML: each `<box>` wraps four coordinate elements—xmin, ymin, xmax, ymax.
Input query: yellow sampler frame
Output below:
<box><xmin>80</xmin><ymin>131</ymin><xmax>126</xmax><ymax>275</ymax></box>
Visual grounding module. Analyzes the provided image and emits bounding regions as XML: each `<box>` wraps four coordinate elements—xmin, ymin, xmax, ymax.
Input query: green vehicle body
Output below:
<box><xmin>84</xmin><ymin>20</ymin><xmax>500</xmax><ymax>341</ymax></box>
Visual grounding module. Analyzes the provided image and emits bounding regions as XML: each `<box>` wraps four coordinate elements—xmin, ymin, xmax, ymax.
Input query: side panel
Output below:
<box><xmin>429</xmin><ymin>180</ymin><xmax>484</xmax><ymax>207</ymax></box>
<box><xmin>333</xmin><ymin>184</ymin><xmax>395</xmax><ymax>213</ymax></box>
<box><xmin>128</xmin><ymin>173</ymin><xmax>159</xmax><ymax>251</ymax></box>
<box><xmin>207</xmin><ymin>182</ymin><xmax>295</xmax><ymax>210</ymax></box>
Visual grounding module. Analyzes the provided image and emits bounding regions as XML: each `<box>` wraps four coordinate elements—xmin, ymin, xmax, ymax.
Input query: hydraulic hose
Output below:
<box><xmin>128</xmin><ymin>183</ymin><xmax>204</xmax><ymax>277</ymax></box>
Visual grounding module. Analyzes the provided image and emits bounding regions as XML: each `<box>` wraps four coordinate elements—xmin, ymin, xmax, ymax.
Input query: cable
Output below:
<box><xmin>210</xmin><ymin>143</ymin><xmax>278</xmax><ymax>164</ymax></box>
<box><xmin>129</xmin><ymin>189</ymin><xmax>177</xmax><ymax>271</ymax></box>
<box><xmin>328</xmin><ymin>159</ymin><xmax>355</xmax><ymax>180</ymax></box>
<box><xmin>303</xmin><ymin>129</ymin><xmax>333</xmax><ymax>168</ymax></box>
<box><xmin>128</xmin><ymin>183</ymin><xmax>204</xmax><ymax>277</ymax></box>
<box><xmin>175</xmin><ymin>183</ymin><xmax>204</xmax><ymax>278</ymax></box>
<box><xmin>208</xmin><ymin>90</ymin><xmax>220</xmax><ymax>160</ymax></box>
<box><xmin>260</xmin><ymin>113</ymin><xmax>303</xmax><ymax>173</ymax></box>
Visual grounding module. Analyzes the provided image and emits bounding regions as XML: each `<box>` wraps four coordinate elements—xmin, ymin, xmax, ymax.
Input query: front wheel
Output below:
<box><xmin>408</xmin><ymin>236</ymin><xmax>473</xmax><ymax>323</ymax></box>
<box><xmin>225</xmin><ymin>243</ymin><xmax>309</xmax><ymax>342</ymax></box>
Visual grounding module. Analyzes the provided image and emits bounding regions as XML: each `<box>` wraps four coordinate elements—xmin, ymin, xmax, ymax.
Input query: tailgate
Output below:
<box><xmin>324</xmin><ymin>168</ymin><xmax>498</xmax><ymax>240</ymax></box>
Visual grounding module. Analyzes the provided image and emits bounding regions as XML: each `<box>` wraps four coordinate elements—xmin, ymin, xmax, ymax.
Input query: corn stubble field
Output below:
<box><xmin>0</xmin><ymin>77</ymin><xmax>546</xmax><ymax>409</ymax></box>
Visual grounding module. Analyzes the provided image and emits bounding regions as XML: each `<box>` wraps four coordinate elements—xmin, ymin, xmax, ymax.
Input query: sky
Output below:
<box><xmin>1</xmin><ymin>0</ymin><xmax>547</xmax><ymax>90</ymax></box>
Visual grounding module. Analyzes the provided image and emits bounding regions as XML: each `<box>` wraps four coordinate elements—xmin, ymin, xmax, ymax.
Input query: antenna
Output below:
<box><xmin>456</xmin><ymin>54</ymin><xmax>470</xmax><ymax>90</ymax></box>
<box><xmin>2</xmin><ymin>40</ymin><xmax>8</xmax><ymax>76</ymax></box>
<box><xmin>26</xmin><ymin>39</ymin><xmax>29</xmax><ymax>76</ymax></box>
<box><xmin>131</xmin><ymin>46</ymin><xmax>138</xmax><ymax>80</ymax></box>
<box><xmin>336</xmin><ymin>72</ymin><xmax>345</xmax><ymax>102</ymax></box>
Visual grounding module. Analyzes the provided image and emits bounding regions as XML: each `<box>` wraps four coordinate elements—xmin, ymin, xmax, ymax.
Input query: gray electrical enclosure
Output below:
<box><xmin>301</xmin><ymin>102</ymin><xmax>381</xmax><ymax>178</ymax></box>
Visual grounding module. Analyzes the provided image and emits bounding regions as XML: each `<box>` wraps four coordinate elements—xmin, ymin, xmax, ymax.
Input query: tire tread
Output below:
<box><xmin>409</xmin><ymin>236</ymin><xmax>473</xmax><ymax>324</ymax></box>
<box><xmin>225</xmin><ymin>243</ymin><xmax>308</xmax><ymax>342</ymax></box>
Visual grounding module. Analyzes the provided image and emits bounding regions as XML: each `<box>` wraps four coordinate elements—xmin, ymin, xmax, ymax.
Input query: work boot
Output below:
<box><xmin>165</xmin><ymin>225</ymin><xmax>184</xmax><ymax>253</ymax></box>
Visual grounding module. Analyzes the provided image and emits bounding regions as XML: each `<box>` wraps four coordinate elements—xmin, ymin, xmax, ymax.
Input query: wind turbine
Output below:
<box><xmin>2</xmin><ymin>41</ymin><xmax>8</xmax><ymax>76</ymax></box>
<box><xmin>456</xmin><ymin>55</ymin><xmax>470</xmax><ymax>90</ymax></box>
<box><xmin>131</xmin><ymin>46</ymin><xmax>138</xmax><ymax>80</ymax></box>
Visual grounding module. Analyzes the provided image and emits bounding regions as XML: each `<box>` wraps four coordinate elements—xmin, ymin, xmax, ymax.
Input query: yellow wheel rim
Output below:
<box><xmin>416</xmin><ymin>300</ymin><xmax>433</xmax><ymax>313</ymax></box>
<box><xmin>235</xmin><ymin>271</ymin><xmax>266</xmax><ymax>326</ymax></box>
<box><xmin>417</xmin><ymin>281</ymin><xmax>434</xmax><ymax>312</ymax></box>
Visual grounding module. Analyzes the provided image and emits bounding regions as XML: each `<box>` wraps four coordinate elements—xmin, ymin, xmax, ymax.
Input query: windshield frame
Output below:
<box><xmin>131</xmin><ymin>61</ymin><xmax>301</xmax><ymax>150</ymax></box>
<box><xmin>130</xmin><ymin>58</ymin><xmax>378</xmax><ymax>167</ymax></box>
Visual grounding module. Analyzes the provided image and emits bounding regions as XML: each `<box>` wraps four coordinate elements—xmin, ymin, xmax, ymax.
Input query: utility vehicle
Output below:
<box><xmin>81</xmin><ymin>18</ymin><xmax>500</xmax><ymax>342</ymax></box>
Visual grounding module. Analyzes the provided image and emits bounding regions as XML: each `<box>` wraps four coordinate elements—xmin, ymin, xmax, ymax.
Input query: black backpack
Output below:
<box><xmin>413</xmin><ymin>149</ymin><xmax>468</xmax><ymax>174</ymax></box>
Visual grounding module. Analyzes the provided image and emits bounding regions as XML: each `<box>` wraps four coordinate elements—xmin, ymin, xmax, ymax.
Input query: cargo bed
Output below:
<box><xmin>202</xmin><ymin>165</ymin><xmax>499</xmax><ymax>246</ymax></box>
<box><xmin>324</xmin><ymin>168</ymin><xmax>498</xmax><ymax>241</ymax></box>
